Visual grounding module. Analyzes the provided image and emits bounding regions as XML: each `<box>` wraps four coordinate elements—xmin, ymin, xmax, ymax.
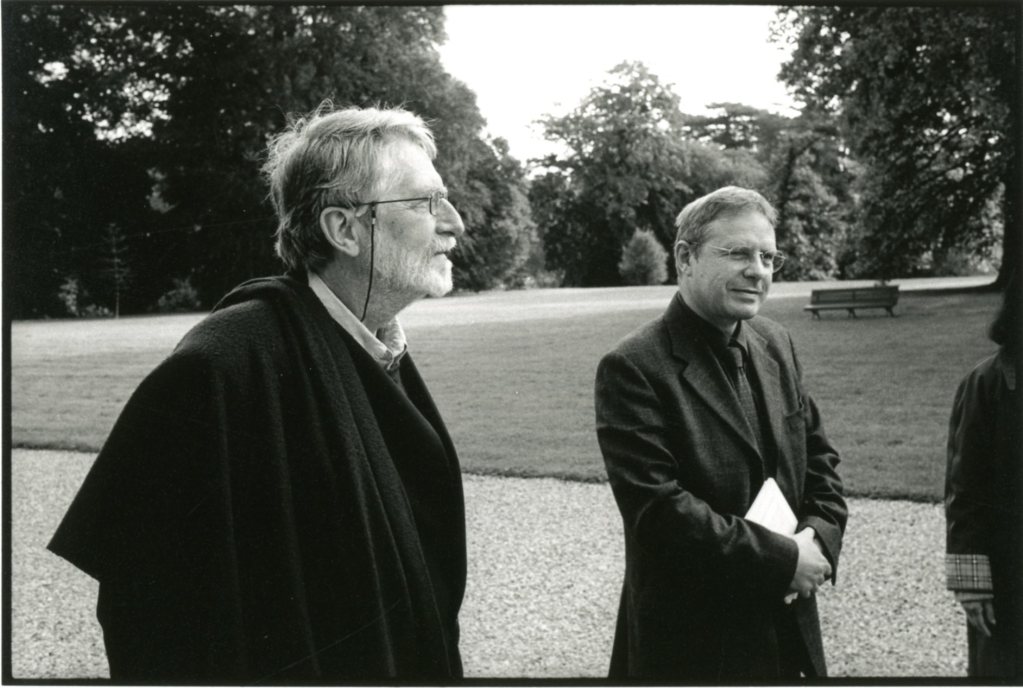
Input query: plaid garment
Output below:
<box><xmin>946</xmin><ymin>553</ymin><xmax>993</xmax><ymax>592</ymax></box>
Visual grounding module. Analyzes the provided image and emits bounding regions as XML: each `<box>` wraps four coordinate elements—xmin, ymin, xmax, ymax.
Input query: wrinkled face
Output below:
<box><xmin>369</xmin><ymin>140</ymin><xmax>465</xmax><ymax>300</ymax></box>
<box><xmin>677</xmin><ymin>210</ymin><xmax>776</xmax><ymax>333</ymax></box>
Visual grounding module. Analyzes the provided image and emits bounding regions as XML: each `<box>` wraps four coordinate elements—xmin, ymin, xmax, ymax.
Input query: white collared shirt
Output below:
<box><xmin>307</xmin><ymin>271</ymin><xmax>408</xmax><ymax>373</ymax></box>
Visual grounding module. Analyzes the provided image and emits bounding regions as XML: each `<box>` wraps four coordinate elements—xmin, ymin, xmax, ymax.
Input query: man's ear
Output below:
<box><xmin>320</xmin><ymin>206</ymin><xmax>361</xmax><ymax>258</ymax></box>
<box><xmin>674</xmin><ymin>241</ymin><xmax>691</xmax><ymax>275</ymax></box>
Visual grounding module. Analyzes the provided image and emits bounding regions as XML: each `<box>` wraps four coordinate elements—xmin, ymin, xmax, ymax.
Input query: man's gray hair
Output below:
<box><xmin>263</xmin><ymin>103</ymin><xmax>437</xmax><ymax>272</ymax></box>
<box><xmin>673</xmin><ymin>186</ymin><xmax>777</xmax><ymax>257</ymax></box>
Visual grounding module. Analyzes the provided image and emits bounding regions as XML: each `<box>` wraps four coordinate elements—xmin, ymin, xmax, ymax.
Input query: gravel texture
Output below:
<box><xmin>13</xmin><ymin>450</ymin><xmax>966</xmax><ymax>680</ymax></box>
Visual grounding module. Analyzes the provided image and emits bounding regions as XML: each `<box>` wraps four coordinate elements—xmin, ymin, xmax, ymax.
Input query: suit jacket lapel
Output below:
<box><xmin>664</xmin><ymin>296</ymin><xmax>762</xmax><ymax>461</ymax></box>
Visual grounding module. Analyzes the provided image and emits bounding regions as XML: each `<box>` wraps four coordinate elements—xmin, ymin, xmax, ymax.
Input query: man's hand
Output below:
<box><xmin>961</xmin><ymin>598</ymin><xmax>996</xmax><ymax>637</ymax></box>
<box><xmin>787</xmin><ymin>527</ymin><xmax>831</xmax><ymax>602</ymax></box>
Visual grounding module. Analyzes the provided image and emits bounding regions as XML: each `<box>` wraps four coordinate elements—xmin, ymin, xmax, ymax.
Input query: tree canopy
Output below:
<box><xmin>4</xmin><ymin>5</ymin><xmax>534</xmax><ymax>317</ymax></box>
<box><xmin>532</xmin><ymin>62</ymin><xmax>698</xmax><ymax>286</ymax></box>
<box><xmin>531</xmin><ymin>63</ymin><xmax>858</xmax><ymax>286</ymax></box>
<box><xmin>8</xmin><ymin>6</ymin><xmax>1014</xmax><ymax>317</ymax></box>
<box><xmin>775</xmin><ymin>5</ymin><xmax>1019</xmax><ymax>283</ymax></box>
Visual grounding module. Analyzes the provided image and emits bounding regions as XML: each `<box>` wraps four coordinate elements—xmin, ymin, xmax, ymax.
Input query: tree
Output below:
<box><xmin>686</xmin><ymin>103</ymin><xmax>859</xmax><ymax>281</ymax></box>
<box><xmin>618</xmin><ymin>229</ymin><xmax>669</xmax><ymax>285</ymax></box>
<box><xmin>766</xmin><ymin>119</ymin><xmax>860</xmax><ymax>280</ymax></box>
<box><xmin>2</xmin><ymin>5</ymin><xmax>154</xmax><ymax>317</ymax></box>
<box><xmin>449</xmin><ymin>138</ymin><xmax>536</xmax><ymax>291</ymax></box>
<box><xmin>98</xmin><ymin>223</ymin><xmax>132</xmax><ymax>318</ymax></box>
<box><xmin>4</xmin><ymin>5</ymin><xmax>534</xmax><ymax>315</ymax></box>
<box><xmin>683</xmin><ymin>102</ymin><xmax>791</xmax><ymax>154</ymax></box>
<box><xmin>776</xmin><ymin>6</ymin><xmax>1020</xmax><ymax>284</ymax></box>
<box><xmin>533</xmin><ymin>62</ymin><xmax>694</xmax><ymax>286</ymax></box>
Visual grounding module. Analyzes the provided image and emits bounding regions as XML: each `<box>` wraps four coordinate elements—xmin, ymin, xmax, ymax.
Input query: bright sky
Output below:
<box><xmin>438</xmin><ymin>4</ymin><xmax>798</xmax><ymax>164</ymax></box>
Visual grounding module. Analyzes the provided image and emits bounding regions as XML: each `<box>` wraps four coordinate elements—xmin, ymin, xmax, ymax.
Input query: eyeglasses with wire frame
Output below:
<box><xmin>361</xmin><ymin>189</ymin><xmax>448</xmax><ymax>216</ymax></box>
<box><xmin>703</xmin><ymin>244</ymin><xmax>786</xmax><ymax>273</ymax></box>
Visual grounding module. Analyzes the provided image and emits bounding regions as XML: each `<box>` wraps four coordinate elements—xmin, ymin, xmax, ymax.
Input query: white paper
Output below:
<box><xmin>745</xmin><ymin>477</ymin><xmax>797</xmax><ymax>535</ymax></box>
<box><xmin>745</xmin><ymin>478</ymin><xmax>800</xmax><ymax>603</ymax></box>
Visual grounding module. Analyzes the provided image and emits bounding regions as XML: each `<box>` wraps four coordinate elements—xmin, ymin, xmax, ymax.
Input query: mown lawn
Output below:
<box><xmin>11</xmin><ymin>288</ymin><xmax>999</xmax><ymax>501</ymax></box>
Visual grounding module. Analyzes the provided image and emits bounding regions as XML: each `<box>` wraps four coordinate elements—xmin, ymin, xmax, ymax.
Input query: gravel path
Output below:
<box><xmin>12</xmin><ymin>450</ymin><xmax>966</xmax><ymax>679</ymax></box>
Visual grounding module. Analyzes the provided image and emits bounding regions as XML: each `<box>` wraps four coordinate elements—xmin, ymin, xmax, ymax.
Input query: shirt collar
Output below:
<box><xmin>729</xmin><ymin>321</ymin><xmax>749</xmax><ymax>353</ymax></box>
<box><xmin>307</xmin><ymin>270</ymin><xmax>407</xmax><ymax>372</ymax></box>
<box><xmin>675</xmin><ymin>292</ymin><xmax>739</xmax><ymax>354</ymax></box>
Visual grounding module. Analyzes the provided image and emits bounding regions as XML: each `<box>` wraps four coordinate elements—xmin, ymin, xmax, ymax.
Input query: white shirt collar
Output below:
<box><xmin>307</xmin><ymin>270</ymin><xmax>407</xmax><ymax>372</ymax></box>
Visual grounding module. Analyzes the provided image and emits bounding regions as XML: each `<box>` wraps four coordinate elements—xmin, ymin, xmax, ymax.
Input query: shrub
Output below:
<box><xmin>618</xmin><ymin>229</ymin><xmax>669</xmax><ymax>285</ymax></box>
<box><xmin>57</xmin><ymin>276</ymin><xmax>81</xmax><ymax>316</ymax></box>
<box><xmin>155</xmin><ymin>277</ymin><xmax>202</xmax><ymax>313</ymax></box>
<box><xmin>79</xmin><ymin>303</ymin><xmax>113</xmax><ymax>318</ymax></box>
<box><xmin>56</xmin><ymin>276</ymin><xmax>112</xmax><ymax>318</ymax></box>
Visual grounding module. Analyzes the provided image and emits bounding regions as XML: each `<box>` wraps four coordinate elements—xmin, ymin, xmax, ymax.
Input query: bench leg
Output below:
<box><xmin>847</xmin><ymin>308</ymin><xmax>857</xmax><ymax>318</ymax></box>
<box><xmin>886</xmin><ymin>307</ymin><xmax>895</xmax><ymax>317</ymax></box>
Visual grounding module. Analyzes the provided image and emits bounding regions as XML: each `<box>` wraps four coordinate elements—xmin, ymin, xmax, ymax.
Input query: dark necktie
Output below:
<box><xmin>727</xmin><ymin>342</ymin><xmax>766</xmax><ymax>459</ymax></box>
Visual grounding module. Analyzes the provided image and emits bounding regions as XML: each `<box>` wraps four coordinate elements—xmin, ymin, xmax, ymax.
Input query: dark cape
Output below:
<box><xmin>48</xmin><ymin>275</ymin><xmax>466</xmax><ymax>683</ymax></box>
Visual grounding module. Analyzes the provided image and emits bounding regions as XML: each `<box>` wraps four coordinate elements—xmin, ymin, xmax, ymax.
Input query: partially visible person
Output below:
<box><xmin>945</xmin><ymin>272</ymin><xmax>1022</xmax><ymax>679</ymax></box>
<box><xmin>48</xmin><ymin>104</ymin><xmax>468</xmax><ymax>682</ymax></box>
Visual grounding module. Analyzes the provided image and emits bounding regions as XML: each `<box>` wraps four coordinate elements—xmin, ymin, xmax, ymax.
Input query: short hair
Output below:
<box><xmin>263</xmin><ymin>103</ymin><xmax>437</xmax><ymax>272</ymax></box>
<box><xmin>673</xmin><ymin>186</ymin><xmax>777</xmax><ymax>256</ymax></box>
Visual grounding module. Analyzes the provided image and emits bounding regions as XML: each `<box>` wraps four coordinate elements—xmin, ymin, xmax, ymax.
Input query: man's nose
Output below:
<box><xmin>436</xmin><ymin>197</ymin><xmax>465</xmax><ymax>237</ymax></box>
<box><xmin>745</xmin><ymin>254</ymin><xmax>772</xmax><ymax>279</ymax></box>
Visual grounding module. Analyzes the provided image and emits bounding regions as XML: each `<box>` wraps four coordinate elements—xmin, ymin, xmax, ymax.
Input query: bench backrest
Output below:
<box><xmin>810</xmin><ymin>285</ymin><xmax>899</xmax><ymax>305</ymax></box>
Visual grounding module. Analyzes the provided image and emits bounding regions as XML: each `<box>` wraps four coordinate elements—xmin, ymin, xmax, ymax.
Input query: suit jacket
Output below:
<box><xmin>595</xmin><ymin>293</ymin><xmax>847</xmax><ymax>680</ymax></box>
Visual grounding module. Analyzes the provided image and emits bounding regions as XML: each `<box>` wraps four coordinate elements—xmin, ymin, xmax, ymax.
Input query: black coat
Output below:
<box><xmin>595</xmin><ymin>294</ymin><xmax>847</xmax><ymax>680</ymax></box>
<box><xmin>945</xmin><ymin>349</ymin><xmax>1022</xmax><ymax>676</ymax></box>
<box><xmin>48</xmin><ymin>275</ymin><xmax>466</xmax><ymax>682</ymax></box>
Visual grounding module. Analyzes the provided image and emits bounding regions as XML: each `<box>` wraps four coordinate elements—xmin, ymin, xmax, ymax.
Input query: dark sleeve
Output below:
<box><xmin>789</xmin><ymin>336</ymin><xmax>848</xmax><ymax>581</ymax></box>
<box><xmin>595</xmin><ymin>349</ymin><xmax>798</xmax><ymax>601</ymax></box>
<box><xmin>944</xmin><ymin>366</ymin><xmax>997</xmax><ymax>591</ymax></box>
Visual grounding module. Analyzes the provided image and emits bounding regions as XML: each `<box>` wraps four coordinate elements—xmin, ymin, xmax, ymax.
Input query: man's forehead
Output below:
<box><xmin>705</xmin><ymin>211</ymin><xmax>775</xmax><ymax>242</ymax></box>
<box><xmin>377</xmin><ymin>139</ymin><xmax>442</xmax><ymax>193</ymax></box>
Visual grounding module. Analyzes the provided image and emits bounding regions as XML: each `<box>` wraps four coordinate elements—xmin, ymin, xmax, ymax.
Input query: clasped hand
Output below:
<box><xmin>786</xmin><ymin>527</ymin><xmax>830</xmax><ymax>603</ymax></box>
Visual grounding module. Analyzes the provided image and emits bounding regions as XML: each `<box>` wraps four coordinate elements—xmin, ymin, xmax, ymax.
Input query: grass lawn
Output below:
<box><xmin>11</xmin><ymin>288</ymin><xmax>999</xmax><ymax>501</ymax></box>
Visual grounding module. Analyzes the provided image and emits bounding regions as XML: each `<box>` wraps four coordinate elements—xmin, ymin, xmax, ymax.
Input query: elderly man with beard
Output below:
<box><xmin>595</xmin><ymin>186</ymin><xmax>847</xmax><ymax>680</ymax></box>
<box><xmin>49</xmin><ymin>105</ymin><xmax>468</xmax><ymax>682</ymax></box>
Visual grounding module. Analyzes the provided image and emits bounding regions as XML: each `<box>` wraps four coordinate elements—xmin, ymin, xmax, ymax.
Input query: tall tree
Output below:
<box><xmin>2</xmin><ymin>5</ymin><xmax>153</xmax><ymax>317</ymax></box>
<box><xmin>533</xmin><ymin>61</ymin><xmax>694</xmax><ymax>286</ymax></box>
<box><xmin>4</xmin><ymin>5</ymin><xmax>533</xmax><ymax>315</ymax></box>
<box><xmin>683</xmin><ymin>102</ymin><xmax>790</xmax><ymax>154</ymax></box>
<box><xmin>765</xmin><ymin>118</ymin><xmax>859</xmax><ymax>280</ymax></box>
<box><xmin>450</xmin><ymin>137</ymin><xmax>536</xmax><ymax>291</ymax></box>
<box><xmin>98</xmin><ymin>223</ymin><xmax>132</xmax><ymax>318</ymax></box>
<box><xmin>776</xmin><ymin>5</ymin><xmax>1020</xmax><ymax>284</ymax></box>
<box><xmin>685</xmin><ymin>103</ymin><xmax>860</xmax><ymax>281</ymax></box>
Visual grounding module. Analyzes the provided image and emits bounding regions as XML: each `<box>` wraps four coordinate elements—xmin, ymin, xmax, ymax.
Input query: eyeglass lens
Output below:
<box><xmin>733</xmin><ymin>247</ymin><xmax>784</xmax><ymax>272</ymax></box>
<box><xmin>430</xmin><ymin>191</ymin><xmax>445</xmax><ymax>216</ymax></box>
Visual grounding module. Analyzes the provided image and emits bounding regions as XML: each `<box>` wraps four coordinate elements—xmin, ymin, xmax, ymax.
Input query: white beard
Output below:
<box><xmin>373</xmin><ymin>238</ymin><xmax>453</xmax><ymax>300</ymax></box>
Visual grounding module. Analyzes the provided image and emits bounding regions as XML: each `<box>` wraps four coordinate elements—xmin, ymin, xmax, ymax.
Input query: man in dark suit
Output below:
<box><xmin>595</xmin><ymin>186</ymin><xmax>847</xmax><ymax>679</ymax></box>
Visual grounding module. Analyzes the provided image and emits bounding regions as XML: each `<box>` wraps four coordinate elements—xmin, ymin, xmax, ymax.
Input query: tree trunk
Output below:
<box><xmin>995</xmin><ymin>33</ymin><xmax>1020</xmax><ymax>291</ymax></box>
<box><xmin>996</xmin><ymin>178</ymin><xmax>1019</xmax><ymax>289</ymax></box>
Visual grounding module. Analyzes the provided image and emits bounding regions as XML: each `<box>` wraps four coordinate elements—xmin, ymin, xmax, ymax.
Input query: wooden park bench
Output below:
<box><xmin>804</xmin><ymin>285</ymin><xmax>899</xmax><ymax>319</ymax></box>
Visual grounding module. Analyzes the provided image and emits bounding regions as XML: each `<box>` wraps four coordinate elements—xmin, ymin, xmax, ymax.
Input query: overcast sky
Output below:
<box><xmin>437</xmin><ymin>4</ymin><xmax>798</xmax><ymax>164</ymax></box>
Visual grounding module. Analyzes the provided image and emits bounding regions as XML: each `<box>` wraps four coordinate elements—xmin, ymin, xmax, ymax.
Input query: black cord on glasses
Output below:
<box><xmin>360</xmin><ymin>204</ymin><xmax>376</xmax><ymax>323</ymax></box>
